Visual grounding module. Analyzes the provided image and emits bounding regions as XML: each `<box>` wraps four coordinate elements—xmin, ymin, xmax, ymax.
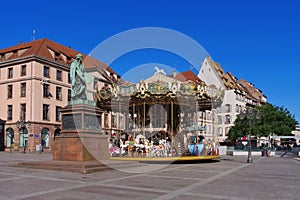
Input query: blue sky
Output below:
<box><xmin>1</xmin><ymin>0</ymin><xmax>300</xmax><ymax>123</ymax></box>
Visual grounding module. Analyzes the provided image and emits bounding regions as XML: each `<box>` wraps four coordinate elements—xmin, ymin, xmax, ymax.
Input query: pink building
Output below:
<box><xmin>0</xmin><ymin>39</ymin><xmax>120</xmax><ymax>152</ymax></box>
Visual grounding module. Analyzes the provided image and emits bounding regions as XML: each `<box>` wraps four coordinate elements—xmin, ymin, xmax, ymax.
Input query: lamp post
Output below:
<box><xmin>16</xmin><ymin>119</ymin><xmax>31</xmax><ymax>153</ymax></box>
<box><xmin>240</xmin><ymin>108</ymin><xmax>260</xmax><ymax>163</ymax></box>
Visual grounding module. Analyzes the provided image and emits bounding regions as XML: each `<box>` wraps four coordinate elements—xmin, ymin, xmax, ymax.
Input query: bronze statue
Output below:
<box><xmin>70</xmin><ymin>54</ymin><xmax>93</xmax><ymax>101</ymax></box>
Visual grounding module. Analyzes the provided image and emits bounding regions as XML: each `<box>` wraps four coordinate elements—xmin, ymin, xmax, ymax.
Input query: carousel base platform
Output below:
<box><xmin>110</xmin><ymin>155</ymin><xmax>220</xmax><ymax>162</ymax></box>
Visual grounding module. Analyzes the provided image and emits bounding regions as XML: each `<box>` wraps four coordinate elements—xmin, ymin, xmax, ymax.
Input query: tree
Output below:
<box><xmin>228</xmin><ymin>103</ymin><xmax>297</xmax><ymax>142</ymax></box>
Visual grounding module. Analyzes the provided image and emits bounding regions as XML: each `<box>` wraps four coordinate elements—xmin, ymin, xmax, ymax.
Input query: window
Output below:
<box><xmin>225</xmin><ymin>115</ymin><xmax>231</xmax><ymax>124</ymax></box>
<box><xmin>56</xmin><ymin>87</ymin><xmax>62</xmax><ymax>100</ymax></box>
<box><xmin>21</xmin><ymin>82</ymin><xmax>26</xmax><ymax>97</ymax></box>
<box><xmin>0</xmin><ymin>53</ymin><xmax>4</xmax><ymax>61</ymax></box>
<box><xmin>203</xmin><ymin>112</ymin><xmax>206</xmax><ymax>120</ymax></box>
<box><xmin>7</xmin><ymin>105</ymin><xmax>12</xmax><ymax>121</ymax></box>
<box><xmin>20</xmin><ymin>103</ymin><xmax>26</xmax><ymax>120</ymax></box>
<box><xmin>43</xmin><ymin>66</ymin><xmax>50</xmax><ymax>77</ymax></box>
<box><xmin>43</xmin><ymin>84</ymin><xmax>50</xmax><ymax>98</ymax></box>
<box><xmin>7</xmin><ymin>85</ymin><xmax>13</xmax><ymax>99</ymax></box>
<box><xmin>56</xmin><ymin>70</ymin><xmax>62</xmax><ymax>81</ymax></box>
<box><xmin>56</xmin><ymin>106</ymin><xmax>61</xmax><ymax>121</ymax></box>
<box><xmin>235</xmin><ymin>94</ymin><xmax>239</xmax><ymax>101</ymax></box>
<box><xmin>207</xmin><ymin>112</ymin><xmax>212</xmax><ymax>120</ymax></box>
<box><xmin>217</xmin><ymin>115</ymin><xmax>222</xmax><ymax>125</ymax></box>
<box><xmin>21</xmin><ymin>65</ymin><xmax>26</xmax><ymax>76</ymax></box>
<box><xmin>206</xmin><ymin>125</ymin><xmax>211</xmax><ymax>134</ymax></box>
<box><xmin>235</xmin><ymin>104</ymin><xmax>239</xmax><ymax>113</ymax></box>
<box><xmin>68</xmin><ymin>73</ymin><xmax>71</xmax><ymax>84</ymax></box>
<box><xmin>43</xmin><ymin>104</ymin><xmax>50</xmax><ymax>120</ymax></box>
<box><xmin>54</xmin><ymin>52</ymin><xmax>60</xmax><ymax>61</ymax></box>
<box><xmin>8</xmin><ymin>68</ymin><xmax>13</xmax><ymax>79</ymax></box>
<box><xmin>119</xmin><ymin>115</ymin><xmax>124</xmax><ymax>129</ymax></box>
<box><xmin>217</xmin><ymin>127</ymin><xmax>223</xmax><ymax>136</ymax></box>
<box><xmin>68</xmin><ymin>89</ymin><xmax>71</xmax><ymax>101</ymax></box>
<box><xmin>94</xmin><ymin>80</ymin><xmax>98</xmax><ymax>90</ymax></box>
<box><xmin>112</xmin><ymin>114</ymin><xmax>117</xmax><ymax>128</ymax></box>
<box><xmin>225</xmin><ymin>127</ymin><xmax>230</xmax><ymax>136</ymax></box>
<box><xmin>225</xmin><ymin>104</ymin><xmax>231</xmax><ymax>113</ymax></box>
<box><xmin>6</xmin><ymin>128</ymin><xmax>14</xmax><ymax>147</ymax></box>
<box><xmin>104</xmin><ymin>113</ymin><xmax>109</xmax><ymax>128</ymax></box>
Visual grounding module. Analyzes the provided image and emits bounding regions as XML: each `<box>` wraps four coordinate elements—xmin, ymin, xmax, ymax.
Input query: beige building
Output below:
<box><xmin>198</xmin><ymin>56</ymin><xmax>267</xmax><ymax>142</ymax></box>
<box><xmin>0</xmin><ymin>38</ymin><xmax>120</xmax><ymax>152</ymax></box>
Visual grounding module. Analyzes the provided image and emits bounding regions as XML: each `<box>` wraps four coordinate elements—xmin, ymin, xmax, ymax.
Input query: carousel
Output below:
<box><xmin>94</xmin><ymin>72</ymin><xmax>220</xmax><ymax>161</ymax></box>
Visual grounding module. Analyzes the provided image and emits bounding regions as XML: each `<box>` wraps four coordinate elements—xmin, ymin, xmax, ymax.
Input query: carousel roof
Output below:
<box><xmin>94</xmin><ymin>69</ymin><xmax>213</xmax><ymax>110</ymax></box>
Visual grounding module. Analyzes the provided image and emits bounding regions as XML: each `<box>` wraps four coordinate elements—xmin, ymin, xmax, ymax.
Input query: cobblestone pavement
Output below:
<box><xmin>0</xmin><ymin>152</ymin><xmax>299</xmax><ymax>200</ymax></box>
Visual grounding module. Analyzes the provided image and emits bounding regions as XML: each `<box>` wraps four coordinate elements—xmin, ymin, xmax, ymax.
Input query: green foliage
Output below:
<box><xmin>228</xmin><ymin>103</ymin><xmax>297</xmax><ymax>141</ymax></box>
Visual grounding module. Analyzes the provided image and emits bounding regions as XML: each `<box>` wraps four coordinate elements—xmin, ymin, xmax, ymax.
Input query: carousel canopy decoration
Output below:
<box><xmin>94</xmin><ymin>77</ymin><xmax>212</xmax><ymax>111</ymax></box>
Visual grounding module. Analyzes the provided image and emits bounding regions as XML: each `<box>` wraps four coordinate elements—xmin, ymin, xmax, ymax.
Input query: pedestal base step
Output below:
<box><xmin>14</xmin><ymin>160</ymin><xmax>142</xmax><ymax>174</ymax></box>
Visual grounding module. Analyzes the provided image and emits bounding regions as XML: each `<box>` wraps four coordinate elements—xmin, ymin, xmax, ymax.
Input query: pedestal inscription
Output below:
<box><xmin>62</xmin><ymin>114</ymin><xmax>82</xmax><ymax>130</ymax></box>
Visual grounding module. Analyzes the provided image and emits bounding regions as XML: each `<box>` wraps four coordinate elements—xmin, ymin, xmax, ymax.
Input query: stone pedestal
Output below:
<box><xmin>53</xmin><ymin>104</ymin><xmax>109</xmax><ymax>161</ymax></box>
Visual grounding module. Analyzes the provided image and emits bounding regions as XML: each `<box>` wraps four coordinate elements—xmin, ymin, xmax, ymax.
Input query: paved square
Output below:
<box><xmin>0</xmin><ymin>152</ymin><xmax>299</xmax><ymax>200</ymax></box>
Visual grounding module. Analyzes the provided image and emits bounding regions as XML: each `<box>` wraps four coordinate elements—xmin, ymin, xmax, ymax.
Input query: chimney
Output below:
<box><xmin>19</xmin><ymin>40</ymin><xmax>23</xmax><ymax>44</ymax></box>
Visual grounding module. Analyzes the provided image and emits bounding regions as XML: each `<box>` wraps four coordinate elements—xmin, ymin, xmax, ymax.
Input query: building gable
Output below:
<box><xmin>198</xmin><ymin>56</ymin><xmax>225</xmax><ymax>89</ymax></box>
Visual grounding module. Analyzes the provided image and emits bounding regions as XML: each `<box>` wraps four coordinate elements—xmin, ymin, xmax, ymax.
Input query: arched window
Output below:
<box><xmin>41</xmin><ymin>128</ymin><xmax>50</xmax><ymax>147</ymax></box>
<box><xmin>54</xmin><ymin>128</ymin><xmax>61</xmax><ymax>141</ymax></box>
<box><xmin>19</xmin><ymin>127</ymin><xmax>28</xmax><ymax>147</ymax></box>
<box><xmin>6</xmin><ymin>128</ymin><xmax>14</xmax><ymax>147</ymax></box>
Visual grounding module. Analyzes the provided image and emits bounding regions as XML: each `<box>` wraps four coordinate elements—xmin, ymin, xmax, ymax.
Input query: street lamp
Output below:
<box><xmin>16</xmin><ymin>119</ymin><xmax>31</xmax><ymax>153</ymax></box>
<box><xmin>240</xmin><ymin>108</ymin><xmax>260</xmax><ymax>163</ymax></box>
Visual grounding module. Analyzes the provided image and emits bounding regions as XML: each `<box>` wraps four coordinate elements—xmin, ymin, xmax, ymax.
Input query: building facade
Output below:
<box><xmin>0</xmin><ymin>39</ymin><xmax>120</xmax><ymax>152</ymax></box>
<box><xmin>198</xmin><ymin>56</ymin><xmax>267</xmax><ymax>142</ymax></box>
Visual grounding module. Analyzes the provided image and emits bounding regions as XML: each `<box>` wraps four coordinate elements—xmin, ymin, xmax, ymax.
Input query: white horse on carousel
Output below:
<box><xmin>154</xmin><ymin>66</ymin><xmax>166</xmax><ymax>76</ymax></box>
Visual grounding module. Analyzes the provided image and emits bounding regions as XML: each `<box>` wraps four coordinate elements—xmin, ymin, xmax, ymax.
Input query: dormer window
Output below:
<box><xmin>106</xmin><ymin>70</ymin><xmax>110</xmax><ymax>77</ymax></box>
<box><xmin>54</xmin><ymin>52</ymin><xmax>60</xmax><ymax>61</ymax></box>
<box><xmin>113</xmin><ymin>74</ymin><xmax>118</xmax><ymax>80</ymax></box>
<box><xmin>12</xmin><ymin>50</ymin><xmax>18</xmax><ymax>59</ymax></box>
